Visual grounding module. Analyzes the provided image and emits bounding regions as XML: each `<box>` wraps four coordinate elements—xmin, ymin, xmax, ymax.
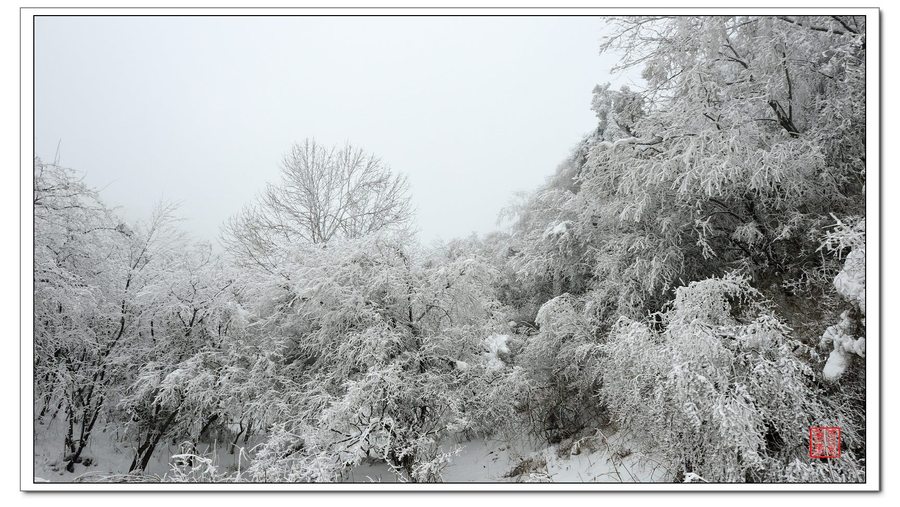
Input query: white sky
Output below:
<box><xmin>34</xmin><ymin>16</ymin><xmax>641</xmax><ymax>245</ymax></box>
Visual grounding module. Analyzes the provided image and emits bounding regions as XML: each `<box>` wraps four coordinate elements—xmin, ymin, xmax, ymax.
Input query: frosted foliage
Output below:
<box><xmin>502</xmin><ymin>186</ymin><xmax>593</xmax><ymax>308</ymax></box>
<box><xmin>834</xmin><ymin>246</ymin><xmax>865</xmax><ymax>315</ymax></box>
<box><xmin>543</xmin><ymin>220</ymin><xmax>572</xmax><ymax>240</ymax></box>
<box><xmin>669</xmin><ymin>275</ymin><xmax>755</xmax><ymax>327</ymax></box>
<box><xmin>601</xmin><ymin>274</ymin><xmax>859</xmax><ymax>482</ymax></box>
<box><xmin>237</xmin><ymin>233</ymin><xmax>512</xmax><ymax>482</ymax></box>
<box><xmin>517</xmin><ymin>293</ymin><xmax>607</xmax><ymax>440</ymax></box>
<box><xmin>550</xmin><ymin>15</ymin><xmax>868</xmax><ymax>317</ymax></box>
<box><xmin>223</xmin><ymin>139</ymin><xmax>412</xmax><ymax>272</ymax></box>
<box><xmin>818</xmin><ymin>217</ymin><xmax>866</xmax><ymax>381</ymax></box>
<box><xmin>823</xmin><ymin>217</ymin><xmax>865</xmax><ymax>314</ymax></box>
<box><xmin>535</xmin><ymin>294</ymin><xmax>583</xmax><ymax>332</ymax></box>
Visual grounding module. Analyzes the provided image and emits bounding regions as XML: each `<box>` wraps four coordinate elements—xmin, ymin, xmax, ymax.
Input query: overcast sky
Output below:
<box><xmin>35</xmin><ymin>16</ymin><xmax>641</xmax><ymax>245</ymax></box>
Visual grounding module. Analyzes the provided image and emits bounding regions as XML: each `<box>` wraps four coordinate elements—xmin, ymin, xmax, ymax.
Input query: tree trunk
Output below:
<box><xmin>129</xmin><ymin>406</ymin><xmax>180</xmax><ymax>473</ymax></box>
<box><xmin>65</xmin><ymin>401</ymin><xmax>102</xmax><ymax>473</ymax></box>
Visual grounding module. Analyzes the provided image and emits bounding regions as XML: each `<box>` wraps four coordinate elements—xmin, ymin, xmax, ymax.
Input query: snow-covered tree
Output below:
<box><xmin>223</xmin><ymin>139</ymin><xmax>412</xmax><ymax>273</ymax></box>
<box><xmin>117</xmin><ymin>244</ymin><xmax>246</xmax><ymax>472</ymax></box>
<box><xmin>599</xmin><ymin>274</ymin><xmax>864</xmax><ymax>482</ymax></box>
<box><xmin>34</xmin><ymin>159</ymin><xmax>183</xmax><ymax>471</ymax></box>
<box><xmin>581</xmin><ymin>16</ymin><xmax>866</xmax><ymax>309</ymax></box>
<box><xmin>240</xmin><ymin>233</ymin><xmax>511</xmax><ymax>481</ymax></box>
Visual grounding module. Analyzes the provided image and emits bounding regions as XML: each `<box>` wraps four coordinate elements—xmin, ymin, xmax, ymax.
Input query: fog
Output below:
<box><xmin>35</xmin><ymin>16</ymin><xmax>640</xmax><ymax>245</ymax></box>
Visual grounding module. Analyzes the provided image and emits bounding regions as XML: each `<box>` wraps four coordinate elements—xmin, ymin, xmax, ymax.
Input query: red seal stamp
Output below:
<box><xmin>809</xmin><ymin>426</ymin><xmax>841</xmax><ymax>459</ymax></box>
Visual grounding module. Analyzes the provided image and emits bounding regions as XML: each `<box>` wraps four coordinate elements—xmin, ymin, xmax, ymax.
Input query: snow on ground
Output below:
<box><xmin>35</xmin><ymin>406</ymin><xmax>670</xmax><ymax>483</ymax></box>
<box><xmin>349</xmin><ymin>430</ymin><xmax>671</xmax><ymax>483</ymax></box>
<box><xmin>33</xmin><ymin>413</ymin><xmax>254</xmax><ymax>483</ymax></box>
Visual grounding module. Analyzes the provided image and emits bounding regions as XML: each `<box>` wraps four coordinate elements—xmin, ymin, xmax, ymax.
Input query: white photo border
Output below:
<box><xmin>18</xmin><ymin>5</ymin><xmax>882</xmax><ymax>492</ymax></box>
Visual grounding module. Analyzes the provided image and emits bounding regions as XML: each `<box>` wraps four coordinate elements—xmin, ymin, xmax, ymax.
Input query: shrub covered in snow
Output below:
<box><xmin>238</xmin><ymin>233</ymin><xmax>514</xmax><ymax>482</ymax></box>
<box><xmin>818</xmin><ymin>217</ymin><xmax>866</xmax><ymax>383</ymax></box>
<box><xmin>511</xmin><ymin>294</ymin><xmax>608</xmax><ymax>443</ymax></box>
<box><xmin>600</xmin><ymin>274</ymin><xmax>864</xmax><ymax>482</ymax></box>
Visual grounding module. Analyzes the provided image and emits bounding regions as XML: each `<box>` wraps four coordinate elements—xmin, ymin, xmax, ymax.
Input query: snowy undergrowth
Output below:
<box><xmin>348</xmin><ymin>431</ymin><xmax>669</xmax><ymax>483</ymax></box>
<box><xmin>819</xmin><ymin>217</ymin><xmax>866</xmax><ymax>382</ymax></box>
<box><xmin>599</xmin><ymin>274</ymin><xmax>865</xmax><ymax>482</ymax></box>
<box><xmin>35</xmin><ymin>408</ymin><xmax>669</xmax><ymax>483</ymax></box>
<box><xmin>33</xmin><ymin>413</ymin><xmax>254</xmax><ymax>483</ymax></box>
